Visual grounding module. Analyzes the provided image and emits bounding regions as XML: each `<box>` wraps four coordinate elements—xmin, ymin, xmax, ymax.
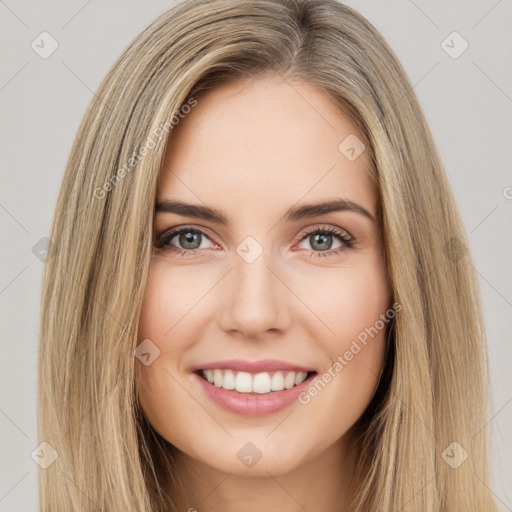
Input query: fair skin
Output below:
<box><xmin>137</xmin><ymin>73</ymin><xmax>391</xmax><ymax>511</ymax></box>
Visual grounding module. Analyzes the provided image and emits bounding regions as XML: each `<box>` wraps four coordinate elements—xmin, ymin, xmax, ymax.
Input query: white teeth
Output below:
<box><xmin>284</xmin><ymin>372</ymin><xmax>295</xmax><ymax>389</ymax></box>
<box><xmin>270</xmin><ymin>372</ymin><xmax>285</xmax><ymax>391</ymax></box>
<box><xmin>201</xmin><ymin>369</ymin><xmax>311</xmax><ymax>394</ymax></box>
<box><xmin>222</xmin><ymin>369</ymin><xmax>236</xmax><ymax>390</ymax></box>
<box><xmin>295</xmin><ymin>371</ymin><xmax>308</xmax><ymax>385</ymax></box>
<box><xmin>235</xmin><ymin>371</ymin><xmax>253</xmax><ymax>392</ymax></box>
<box><xmin>213</xmin><ymin>369</ymin><xmax>223</xmax><ymax>387</ymax></box>
<box><xmin>253</xmin><ymin>373</ymin><xmax>271</xmax><ymax>394</ymax></box>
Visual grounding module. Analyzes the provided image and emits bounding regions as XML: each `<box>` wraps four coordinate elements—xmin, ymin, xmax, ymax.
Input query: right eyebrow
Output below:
<box><xmin>155</xmin><ymin>200</ymin><xmax>229</xmax><ymax>225</ymax></box>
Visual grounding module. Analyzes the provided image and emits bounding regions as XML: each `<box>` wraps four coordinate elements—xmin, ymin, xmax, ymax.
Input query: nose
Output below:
<box><xmin>217</xmin><ymin>252</ymin><xmax>292</xmax><ymax>338</ymax></box>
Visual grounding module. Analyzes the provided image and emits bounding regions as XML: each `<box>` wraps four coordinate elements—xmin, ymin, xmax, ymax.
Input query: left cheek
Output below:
<box><xmin>328</xmin><ymin>328</ymin><xmax>388</xmax><ymax>412</ymax></box>
<box><xmin>320</xmin><ymin>274</ymin><xmax>389</xmax><ymax>342</ymax></box>
<box><xmin>314</xmin><ymin>280</ymin><xmax>390</xmax><ymax>390</ymax></box>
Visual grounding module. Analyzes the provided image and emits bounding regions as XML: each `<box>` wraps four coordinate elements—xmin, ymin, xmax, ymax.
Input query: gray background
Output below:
<box><xmin>1</xmin><ymin>0</ymin><xmax>511</xmax><ymax>510</ymax></box>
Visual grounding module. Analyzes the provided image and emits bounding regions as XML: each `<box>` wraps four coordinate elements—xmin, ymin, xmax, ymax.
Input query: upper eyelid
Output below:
<box><xmin>300</xmin><ymin>225</ymin><xmax>352</xmax><ymax>239</ymax></box>
<box><xmin>155</xmin><ymin>225</ymin><xmax>210</xmax><ymax>248</ymax></box>
<box><xmin>156</xmin><ymin>225</ymin><xmax>212</xmax><ymax>242</ymax></box>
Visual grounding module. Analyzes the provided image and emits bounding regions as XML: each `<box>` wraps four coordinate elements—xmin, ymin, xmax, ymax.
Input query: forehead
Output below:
<box><xmin>157</xmin><ymin>75</ymin><xmax>377</xmax><ymax>219</ymax></box>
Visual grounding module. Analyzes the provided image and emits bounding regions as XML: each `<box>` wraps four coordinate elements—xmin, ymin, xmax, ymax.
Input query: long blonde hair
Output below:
<box><xmin>37</xmin><ymin>0</ymin><xmax>497</xmax><ymax>510</ymax></box>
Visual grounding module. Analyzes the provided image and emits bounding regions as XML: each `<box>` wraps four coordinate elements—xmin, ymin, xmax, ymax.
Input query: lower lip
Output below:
<box><xmin>192</xmin><ymin>371</ymin><xmax>317</xmax><ymax>417</ymax></box>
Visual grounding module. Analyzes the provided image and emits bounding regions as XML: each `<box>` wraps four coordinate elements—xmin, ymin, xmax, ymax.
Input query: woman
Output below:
<box><xmin>37</xmin><ymin>0</ymin><xmax>498</xmax><ymax>510</ymax></box>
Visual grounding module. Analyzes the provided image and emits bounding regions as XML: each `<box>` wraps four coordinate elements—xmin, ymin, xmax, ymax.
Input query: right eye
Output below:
<box><xmin>157</xmin><ymin>225</ymin><xmax>217</xmax><ymax>257</ymax></box>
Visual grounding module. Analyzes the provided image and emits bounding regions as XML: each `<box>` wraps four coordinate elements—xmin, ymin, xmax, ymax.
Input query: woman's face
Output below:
<box><xmin>137</xmin><ymin>74</ymin><xmax>391</xmax><ymax>478</ymax></box>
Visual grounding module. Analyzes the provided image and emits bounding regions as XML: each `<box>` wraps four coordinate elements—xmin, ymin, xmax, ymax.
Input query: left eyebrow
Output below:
<box><xmin>283</xmin><ymin>199</ymin><xmax>376</xmax><ymax>224</ymax></box>
<box><xmin>155</xmin><ymin>198</ymin><xmax>376</xmax><ymax>225</ymax></box>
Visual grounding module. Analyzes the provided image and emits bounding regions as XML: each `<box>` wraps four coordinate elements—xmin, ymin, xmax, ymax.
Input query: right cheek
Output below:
<box><xmin>137</xmin><ymin>368</ymin><xmax>187</xmax><ymax>439</ymax></box>
<box><xmin>137</xmin><ymin>369</ymin><xmax>165</xmax><ymax>418</ymax></box>
<box><xmin>137</xmin><ymin>293</ymin><xmax>167</xmax><ymax>342</ymax></box>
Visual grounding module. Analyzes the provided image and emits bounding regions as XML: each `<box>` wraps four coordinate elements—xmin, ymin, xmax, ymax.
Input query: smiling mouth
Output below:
<box><xmin>194</xmin><ymin>369</ymin><xmax>317</xmax><ymax>395</ymax></box>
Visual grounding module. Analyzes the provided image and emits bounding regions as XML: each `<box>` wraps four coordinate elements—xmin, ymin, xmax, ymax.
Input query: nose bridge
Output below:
<box><xmin>218</xmin><ymin>244</ymin><xmax>291</xmax><ymax>336</ymax></box>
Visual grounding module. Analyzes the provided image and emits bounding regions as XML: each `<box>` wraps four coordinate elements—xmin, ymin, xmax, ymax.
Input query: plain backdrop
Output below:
<box><xmin>1</xmin><ymin>0</ymin><xmax>511</xmax><ymax>510</ymax></box>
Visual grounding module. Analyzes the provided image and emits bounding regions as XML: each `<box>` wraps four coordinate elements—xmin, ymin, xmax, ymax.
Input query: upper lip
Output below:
<box><xmin>191</xmin><ymin>359</ymin><xmax>317</xmax><ymax>374</ymax></box>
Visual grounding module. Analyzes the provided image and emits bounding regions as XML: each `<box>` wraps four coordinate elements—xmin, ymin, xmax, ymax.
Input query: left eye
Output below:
<box><xmin>295</xmin><ymin>227</ymin><xmax>355</xmax><ymax>257</ymax></box>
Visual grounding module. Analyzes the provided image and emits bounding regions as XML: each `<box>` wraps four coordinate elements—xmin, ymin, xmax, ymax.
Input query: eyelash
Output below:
<box><xmin>155</xmin><ymin>224</ymin><xmax>356</xmax><ymax>259</ymax></box>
